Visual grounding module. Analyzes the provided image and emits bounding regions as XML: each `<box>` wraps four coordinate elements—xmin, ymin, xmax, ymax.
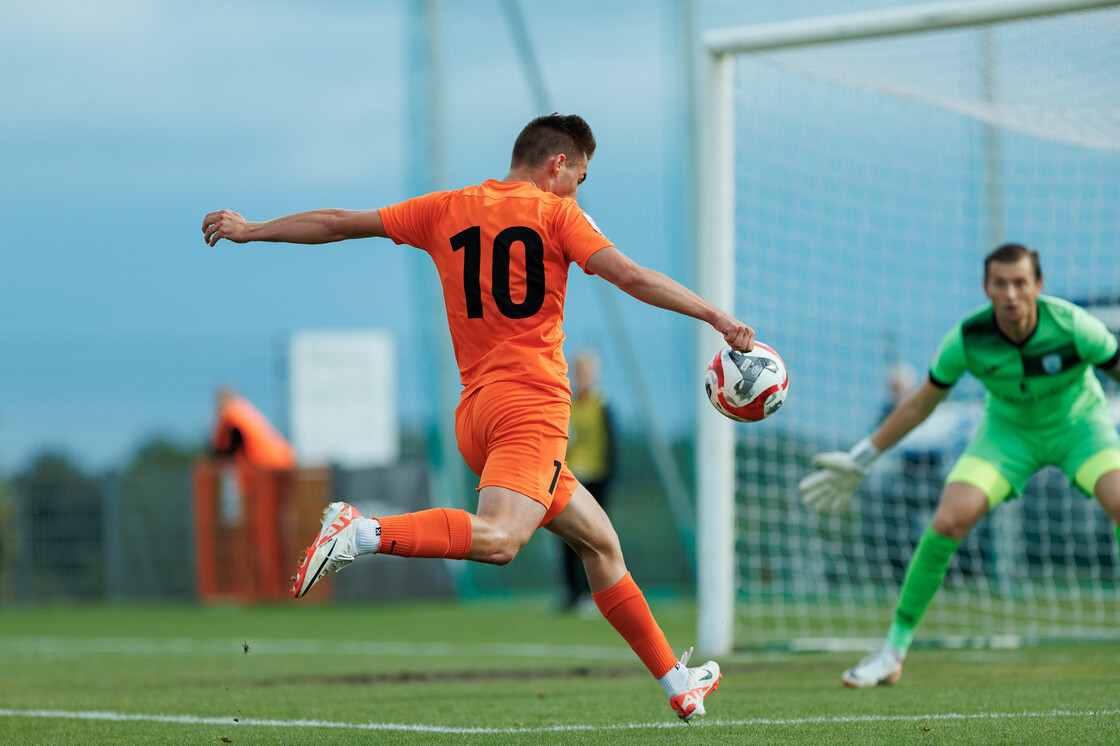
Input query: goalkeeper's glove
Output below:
<box><xmin>798</xmin><ymin>437</ymin><xmax>880</xmax><ymax>513</ymax></box>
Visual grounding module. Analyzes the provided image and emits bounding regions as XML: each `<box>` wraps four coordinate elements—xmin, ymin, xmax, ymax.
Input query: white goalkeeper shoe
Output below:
<box><xmin>842</xmin><ymin>647</ymin><xmax>903</xmax><ymax>688</ymax></box>
<box><xmin>667</xmin><ymin>649</ymin><xmax>722</xmax><ymax>723</ymax></box>
<box><xmin>291</xmin><ymin>502</ymin><xmax>363</xmax><ymax>598</ymax></box>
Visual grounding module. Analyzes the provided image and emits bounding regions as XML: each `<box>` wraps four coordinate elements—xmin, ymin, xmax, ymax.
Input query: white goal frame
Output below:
<box><xmin>694</xmin><ymin>0</ymin><xmax>1120</xmax><ymax>656</ymax></box>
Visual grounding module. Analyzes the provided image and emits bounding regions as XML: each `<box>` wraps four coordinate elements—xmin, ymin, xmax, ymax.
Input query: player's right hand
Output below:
<box><xmin>716</xmin><ymin>317</ymin><xmax>754</xmax><ymax>352</ymax></box>
<box><xmin>798</xmin><ymin>452</ymin><xmax>866</xmax><ymax>513</ymax></box>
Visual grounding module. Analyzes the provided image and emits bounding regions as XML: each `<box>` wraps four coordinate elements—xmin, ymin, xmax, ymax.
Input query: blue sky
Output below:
<box><xmin>2</xmin><ymin>0</ymin><xmax>1118</xmax><ymax>474</ymax></box>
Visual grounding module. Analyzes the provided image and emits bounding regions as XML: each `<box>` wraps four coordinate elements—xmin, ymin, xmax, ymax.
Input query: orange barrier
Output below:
<box><xmin>193</xmin><ymin>460</ymin><xmax>331</xmax><ymax>603</ymax></box>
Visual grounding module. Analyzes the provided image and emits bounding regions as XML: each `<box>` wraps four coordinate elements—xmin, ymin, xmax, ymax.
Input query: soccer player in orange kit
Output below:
<box><xmin>210</xmin><ymin>386</ymin><xmax>294</xmax><ymax>495</ymax></box>
<box><xmin>202</xmin><ymin>114</ymin><xmax>754</xmax><ymax>722</ymax></box>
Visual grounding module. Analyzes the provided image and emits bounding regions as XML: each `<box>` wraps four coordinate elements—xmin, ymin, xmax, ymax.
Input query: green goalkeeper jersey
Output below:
<box><xmin>929</xmin><ymin>295</ymin><xmax>1119</xmax><ymax>428</ymax></box>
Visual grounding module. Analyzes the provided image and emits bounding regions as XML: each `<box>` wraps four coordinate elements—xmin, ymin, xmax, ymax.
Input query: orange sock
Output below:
<box><xmin>592</xmin><ymin>572</ymin><xmax>679</xmax><ymax>678</ymax></box>
<box><xmin>377</xmin><ymin>508</ymin><xmax>472</xmax><ymax>559</ymax></box>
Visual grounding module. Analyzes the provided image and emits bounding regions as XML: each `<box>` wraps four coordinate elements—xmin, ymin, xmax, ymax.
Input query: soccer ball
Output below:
<box><xmin>704</xmin><ymin>343</ymin><xmax>788</xmax><ymax>423</ymax></box>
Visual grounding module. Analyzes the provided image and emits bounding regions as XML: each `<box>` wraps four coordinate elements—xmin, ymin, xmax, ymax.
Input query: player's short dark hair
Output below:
<box><xmin>984</xmin><ymin>243</ymin><xmax>1042</xmax><ymax>282</ymax></box>
<box><xmin>510</xmin><ymin>114</ymin><xmax>596</xmax><ymax>169</ymax></box>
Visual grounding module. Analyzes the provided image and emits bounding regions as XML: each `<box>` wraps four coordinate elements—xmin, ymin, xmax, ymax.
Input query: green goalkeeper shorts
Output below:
<box><xmin>945</xmin><ymin>409</ymin><xmax>1120</xmax><ymax>508</ymax></box>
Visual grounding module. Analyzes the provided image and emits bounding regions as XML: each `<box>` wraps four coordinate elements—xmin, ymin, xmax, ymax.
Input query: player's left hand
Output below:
<box><xmin>202</xmin><ymin>210</ymin><xmax>251</xmax><ymax>246</ymax></box>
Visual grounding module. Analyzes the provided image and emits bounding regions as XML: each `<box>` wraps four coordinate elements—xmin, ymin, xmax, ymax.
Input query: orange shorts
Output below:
<box><xmin>454</xmin><ymin>381</ymin><xmax>577</xmax><ymax>526</ymax></box>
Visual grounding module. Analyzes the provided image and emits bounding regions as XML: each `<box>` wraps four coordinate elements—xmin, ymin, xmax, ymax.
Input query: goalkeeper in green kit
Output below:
<box><xmin>799</xmin><ymin>244</ymin><xmax>1120</xmax><ymax>688</ymax></box>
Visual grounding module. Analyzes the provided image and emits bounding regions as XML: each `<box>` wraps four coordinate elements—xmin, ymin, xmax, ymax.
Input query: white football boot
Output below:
<box><xmin>667</xmin><ymin>648</ymin><xmax>722</xmax><ymax>722</ymax></box>
<box><xmin>842</xmin><ymin>647</ymin><xmax>903</xmax><ymax>688</ymax></box>
<box><xmin>291</xmin><ymin>502</ymin><xmax>363</xmax><ymax>598</ymax></box>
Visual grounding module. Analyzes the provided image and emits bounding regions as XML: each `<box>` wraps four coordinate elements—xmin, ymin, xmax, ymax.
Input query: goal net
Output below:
<box><xmin>695</xmin><ymin>0</ymin><xmax>1120</xmax><ymax>653</ymax></box>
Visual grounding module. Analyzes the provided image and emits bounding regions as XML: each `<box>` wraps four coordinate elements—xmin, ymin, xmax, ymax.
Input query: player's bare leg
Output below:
<box><xmin>546</xmin><ymin>484</ymin><xmax>721</xmax><ymax>722</ymax></box>
<box><xmin>1092</xmin><ymin>468</ymin><xmax>1120</xmax><ymax>522</ymax></box>
<box><xmin>544</xmin><ymin>482</ymin><xmax>625</xmax><ymax>590</ymax></box>
<box><xmin>1092</xmin><ymin>468</ymin><xmax>1120</xmax><ymax>555</ymax></box>
<box><xmin>467</xmin><ymin>485</ymin><xmax>547</xmax><ymax>565</ymax></box>
<box><xmin>929</xmin><ymin>481</ymin><xmax>991</xmax><ymax>541</ymax></box>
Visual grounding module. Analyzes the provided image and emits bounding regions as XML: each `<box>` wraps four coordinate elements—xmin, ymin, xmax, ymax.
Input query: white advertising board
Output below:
<box><xmin>289</xmin><ymin>330</ymin><xmax>398</xmax><ymax>468</ymax></box>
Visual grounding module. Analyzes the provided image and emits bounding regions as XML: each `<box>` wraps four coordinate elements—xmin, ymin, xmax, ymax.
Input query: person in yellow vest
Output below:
<box><xmin>210</xmin><ymin>386</ymin><xmax>295</xmax><ymax>495</ymax></box>
<box><xmin>561</xmin><ymin>350</ymin><xmax>616</xmax><ymax>611</ymax></box>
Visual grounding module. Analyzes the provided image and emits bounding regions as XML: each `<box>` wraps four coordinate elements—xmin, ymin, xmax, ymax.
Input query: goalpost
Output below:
<box><xmin>695</xmin><ymin>0</ymin><xmax>1120</xmax><ymax>655</ymax></box>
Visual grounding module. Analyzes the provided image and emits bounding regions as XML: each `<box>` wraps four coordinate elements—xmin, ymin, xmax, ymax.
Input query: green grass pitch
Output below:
<box><xmin>2</xmin><ymin>600</ymin><xmax>1119</xmax><ymax>744</ymax></box>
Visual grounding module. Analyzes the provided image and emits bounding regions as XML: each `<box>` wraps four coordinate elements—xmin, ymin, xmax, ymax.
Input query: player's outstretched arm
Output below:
<box><xmin>585</xmin><ymin>246</ymin><xmax>754</xmax><ymax>352</ymax></box>
<box><xmin>872</xmin><ymin>379</ymin><xmax>949</xmax><ymax>453</ymax></box>
<box><xmin>202</xmin><ymin>209</ymin><xmax>388</xmax><ymax>247</ymax></box>
<box><xmin>800</xmin><ymin>379</ymin><xmax>948</xmax><ymax>513</ymax></box>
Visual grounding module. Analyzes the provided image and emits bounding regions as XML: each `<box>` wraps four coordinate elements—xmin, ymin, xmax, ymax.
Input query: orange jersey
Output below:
<box><xmin>379</xmin><ymin>179</ymin><xmax>613</xmax><ymax>398</ymax></box>
<box><xmin>212</xmin><ymin>396</ymin><xmax>295</xmax><ymax>470</ymax></box>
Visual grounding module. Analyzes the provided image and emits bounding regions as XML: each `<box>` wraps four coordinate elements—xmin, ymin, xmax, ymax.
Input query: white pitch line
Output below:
<box><xmin>1</xmin><ymin>708</ymin><xmax>1119</xmax><ymax>734</ymax></box>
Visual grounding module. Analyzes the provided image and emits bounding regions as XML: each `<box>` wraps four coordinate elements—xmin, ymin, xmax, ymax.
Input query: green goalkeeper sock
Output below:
<box><xmin>886</xmin><ymin>526</ymin><xmax>960</xmax><ymax>655</ymax></box>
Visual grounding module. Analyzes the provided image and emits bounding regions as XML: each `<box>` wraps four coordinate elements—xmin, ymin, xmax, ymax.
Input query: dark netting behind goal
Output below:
<box><xmin>718</xmin><ymin>3</ymin><xmax>1120</xmax><ymax>649</ymax></box>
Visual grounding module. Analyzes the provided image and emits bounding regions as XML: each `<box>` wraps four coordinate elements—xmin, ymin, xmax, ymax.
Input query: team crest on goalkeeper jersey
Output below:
<box><xmin>1041</xmin><ymin>353</ymin><xmax>1063</xmax><ymax>375</ymax></box>
<box><xmin>583</xmin><ymin>213</ymin><xmax>604</xmax><ymax>235</ymax></box>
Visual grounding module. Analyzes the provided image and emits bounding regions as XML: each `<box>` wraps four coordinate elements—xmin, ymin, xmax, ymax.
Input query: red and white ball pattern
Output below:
<box><xmin>704</xmin><ymin>342</ymin><xmax>788</xmax><ymax>423</ymax></box>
